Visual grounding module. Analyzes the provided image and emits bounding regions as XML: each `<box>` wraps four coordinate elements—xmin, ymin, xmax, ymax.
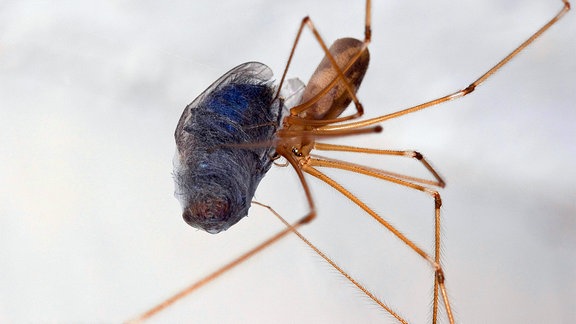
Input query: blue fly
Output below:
<box><xmin>173</xmin><ymin>62</ymin><xmax>301</xmax><ymax>234</ymax></box>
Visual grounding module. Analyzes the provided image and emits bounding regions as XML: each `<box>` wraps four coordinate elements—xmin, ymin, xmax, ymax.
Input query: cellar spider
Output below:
<box><xmin>128</xmin><ymin>0</ymin><xmax>570</xmax><ymax>322</ymax></box>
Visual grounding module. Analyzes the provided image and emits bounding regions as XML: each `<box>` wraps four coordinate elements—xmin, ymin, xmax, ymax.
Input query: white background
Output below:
<box><xmin>1</xmin><ymin>0</ymin><xmax>575</xmax><ymax>323</ymax></box>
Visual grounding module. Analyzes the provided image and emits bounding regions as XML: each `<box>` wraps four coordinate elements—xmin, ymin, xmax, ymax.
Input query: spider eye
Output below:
<box><xmin>292</xmin><ymin>147</ymin><xmax>303</xmax><ymax>157</ymax></box>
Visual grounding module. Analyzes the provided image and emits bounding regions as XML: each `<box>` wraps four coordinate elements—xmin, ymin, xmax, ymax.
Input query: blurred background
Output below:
<box><xmin>1</xmin><ymin>0</ymin><xmax>574</xmax><ymax>323</ymax></box>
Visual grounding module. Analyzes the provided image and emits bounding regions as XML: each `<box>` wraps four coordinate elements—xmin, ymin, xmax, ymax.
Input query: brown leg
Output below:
<box><xmin>314</xmin><ymin>142</ymin><xmax>445</xmax><ymax>188</ymax></box>
<box><xmin>275</xmin><ymin>0</ymin><xmax>372</xmax><ymax>126</ymax></box>
<box><xmin>256</xmin><ymin>201</ymin><xmax>408</xmax><ymax>324</ymax></box>
<box><xmin>304</xmin><ymin>157</ymin><xmax>453</xmax><ymax>324</ymax></box>
<box><xmin>127</xmin><ymin>150</ymin><xmax>317</xmax><ymax>323</ymax></box>
<box><xmin>322</xmin><ymin>0</ymin><xmax>571</xmax><ymax>132</ymax></box>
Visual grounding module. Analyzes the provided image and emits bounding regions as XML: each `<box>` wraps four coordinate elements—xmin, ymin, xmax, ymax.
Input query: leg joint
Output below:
<box><xmin>436</xmin><ymin>268</ymin><xmax>445</xmax><ymax>284</ymax></box>
<box><xmin>434</xmin><ymin>192</ymin><xmax>442</xmax><ymax>208</ymax></box>
<box><xmin>463</xmin><ymin>83</ymin><xmax>476</xmax><ymax>95</ymax></box>
<box><xmin>298</xmin><ymin>211</ymin><xmax>316</xmax><ymax>225</ymax></box>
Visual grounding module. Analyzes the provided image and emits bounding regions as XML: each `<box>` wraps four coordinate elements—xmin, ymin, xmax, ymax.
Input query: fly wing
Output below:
<box><xmin>279</xmin><ymin>77</ymin><xmax>306</xmax><ymax>110</ymax></box>
<box><xmin>175</xmin><ymin>62</ymin><xmax>274</xmax><ymax>151</ymax></box>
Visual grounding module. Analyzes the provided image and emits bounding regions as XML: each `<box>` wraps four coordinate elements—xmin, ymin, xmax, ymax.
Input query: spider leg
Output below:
<box><xmin>322</xmin><ymin>0</ymin><xmax>571</xmax><ymax>131</ymax></box>
<box><xmin>304</xmin><ymin>156</ymin><xmax>453</xmax><ymax>324</ymax></box>
<box><xmin>276</xmin><ymin>0</ymin><xmax>373</xmax><ymax>126</ymax></box>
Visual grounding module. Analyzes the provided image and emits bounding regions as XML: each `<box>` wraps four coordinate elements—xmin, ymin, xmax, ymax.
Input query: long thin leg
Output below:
<box><xmin>314</xmin><ymin>142</ymin><xmax>445</xmax><ymax>188</ymax></box>
<box><xmin>218</xmin><ymin>124</ymin><xmax>382</xmax><ymax>153</ymax></box>
<box><xmin>256</xmin><ymin>202</ymin><xmax>408</xmax><ymax>324</ymax></box>
<box><xmin>306</xmin><ymin>156</ymin><xmax>442</xmax><ymax>263</ymax></box>
<box><xmin>322</xmin><ymin>0</ymin><xmax>571</xmax><ymax>131</ymax></box>
<box><xmin>127</xmin><ymin>152</ymin><xmax>317</xmax><ymax>323</ymax></box>
<box><xmin>303</xmin><ymin>160</ymin><xmax>453</xmax><ymax>324</ymax></box>
<box><xmin>126</xmin><ymin>217</ymin><xmax>310</xmax><ymax>324</ymax></box>
<box><xmin>282</xmin><ymin>18</ymin><xmax>368</xmax><ymax>126</ymax></box>
<box><xmin>278</xmin><ymin>124</ymin><xmax>382</xmax><ymax>138</ymax></box>
<box><xmin>275</xmin><ymin>0</ymin><xmax>372</xmax><ymax>126</ymax></box>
